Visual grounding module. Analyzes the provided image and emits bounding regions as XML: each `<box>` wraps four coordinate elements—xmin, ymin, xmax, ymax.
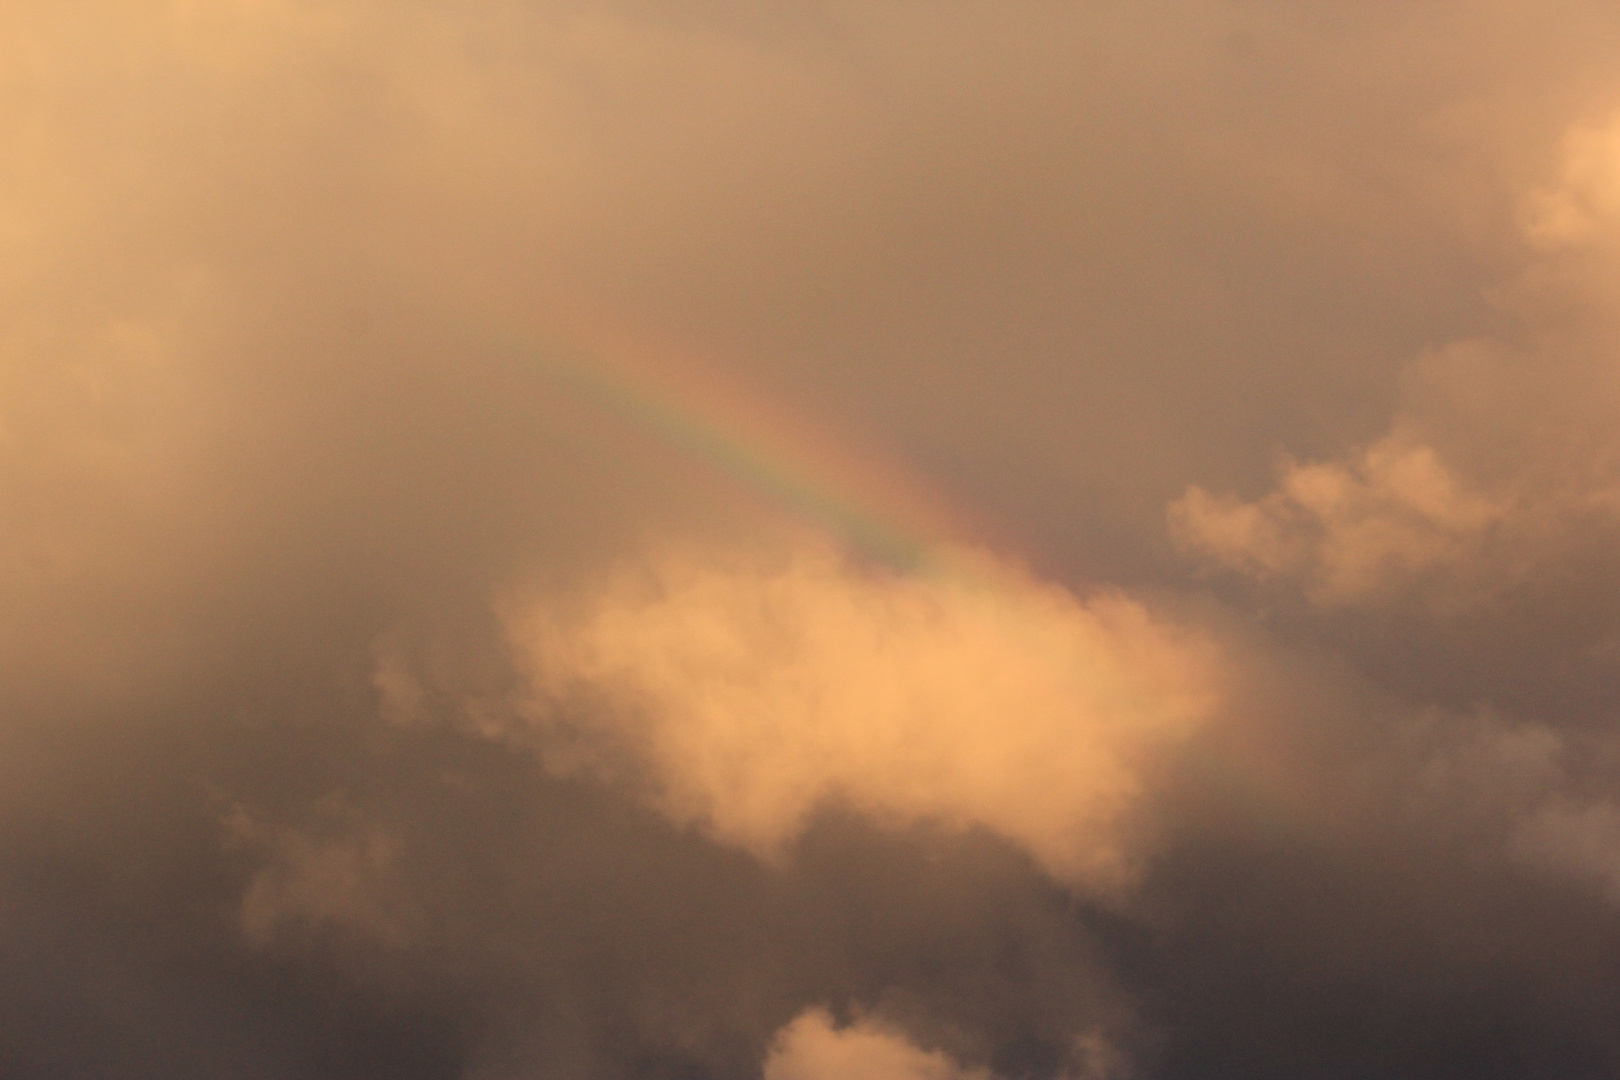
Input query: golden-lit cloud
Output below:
<box><xmin>763</xmin><ymin>1009</ymin><xmax>992</xmax><ymax>1080</ymax></box>
<box><xmin>762</xmin><ymin>1008</ymin><xmax>1126</xmax><ymax>1080</ymax></box>
<box><xmin>509</xmin><ymin>541</ymin><xmax>1222</xmax><ymax>889</ymax></box>
<box><xmin>1522</xmin><ymin>110</ymin><xmax>1620</xmax><ymax>250</ymax></box>
<box><xmin>1171</xmin><ymin>113</ymin><xmax>1620</xmax><ymax>611</ymax></box>
<box><xmin>1170</xmin><ymin>435</ymin><xmax>1509</xmax><ymax>606</ymax></box>
<box><xmin>14</xmin><ymin>1</ymin><xmax>1620</xmax><ymax>1076</ymax></box>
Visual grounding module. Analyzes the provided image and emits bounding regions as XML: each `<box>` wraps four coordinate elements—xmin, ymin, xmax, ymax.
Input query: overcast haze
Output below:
<box><xmin>10</xmin><ymin>2</ymin><xmax>1620</xmax><ymax>1078</ymax></box>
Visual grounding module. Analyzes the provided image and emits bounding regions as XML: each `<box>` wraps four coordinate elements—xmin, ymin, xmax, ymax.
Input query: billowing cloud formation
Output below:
<box><xmin>1157</xmin><ymin>107</ymin><xmax>1620</xmax><ymax>959</ymax></box>
<box><xmin>511</xmin><ymin>543</ymin><xmax>1221</xmax><ymax>889</ymax></box>
<box><xmin>762</xmin><ymin>1008</ymin><xmax>1128</xmax><ymax>1080</ymax></box>
<box><xmin>15</xmin><ymin>2</ymin><xmax>1620</xmax><ymax>1078</ymax></box>
<box><xmin>763</xmin><ymin>1009</ymin><xmax>991</xmax><ymax>1080</ymax></box>
<box><xmin>1522</xmin><ymin>110</ymin><xmax>1620</xmax><ymax>249</ymax></box>
<box><xmin>1171</xmin><ymin>433</ymin><xmax>1510</xmax><ymax>605</ymax></box>
<box><xmin>1172</xmin><ymin>110</ymin><xmax>1620</xmax><ymax>612</ymax></box>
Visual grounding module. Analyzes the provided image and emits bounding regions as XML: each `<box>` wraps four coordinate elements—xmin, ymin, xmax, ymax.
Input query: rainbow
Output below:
<box><xmin>527</xmin><ymin>326</ymin><xmax>975</xmax><ymax>573</ymax></box>
<box><xmin>515</xmin><ymin>324</ymin><xmax>1319</xmax><ymax>840</ymax></box>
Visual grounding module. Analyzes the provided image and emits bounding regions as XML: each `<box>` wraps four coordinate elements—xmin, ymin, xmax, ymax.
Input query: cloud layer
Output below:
<box><xmin>12</xmin><ymin>2</ymin><xmax>1620</xmax><ymax>1079</ymax></box>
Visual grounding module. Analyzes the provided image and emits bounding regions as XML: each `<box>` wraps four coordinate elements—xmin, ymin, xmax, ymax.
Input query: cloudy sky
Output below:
<box><xmin>10</xmin><ymin>2</ymin><xmax>1620</xmax><ymax>1077</ymax></box>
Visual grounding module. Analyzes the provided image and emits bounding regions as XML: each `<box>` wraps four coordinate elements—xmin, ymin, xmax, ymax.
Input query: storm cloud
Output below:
<box><xmin>10</xmin><ymin>2</ymin><xmax>1620</xmax><ymax>1078</ymax></box>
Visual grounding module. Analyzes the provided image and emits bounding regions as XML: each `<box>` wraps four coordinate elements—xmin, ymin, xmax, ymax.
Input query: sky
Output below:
<box><xmin>9</xmin><ymin>2</ymin><xmax>1620</xmax><ymax>1077</ymax></box>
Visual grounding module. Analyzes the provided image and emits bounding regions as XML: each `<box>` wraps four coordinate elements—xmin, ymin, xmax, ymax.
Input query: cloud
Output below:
<box><xmin>1170</xmin><ymin>110</ymin><xmax>1620</xmax><ymax>614</ymax></box>
<box><xmin>1521</xmin><ymin>109</ymin><xmax>1620</xmax><ymax>249</ymax></box>
<box><xmin>762</xmin><ymin>1008</ymin><xmax>1129</xmax><ymax>1080</ymax></box>
<box><xmin>510</xmin><ymin>541</ymin><xmax>1223</xmax><ymax>890</ymax></box>
<box><xmin>1509</xmin><ymin>798</ymin><xmax>1620</xmax><ymax>900</ymax></box>
<box><xmin>763</xmin><ymin>1009</ymin><xmax>992</xmax><ymax>1080</ymax></box>
<box><xmin>224</xmin><ymin>802</ymin><xmax>422</xmax><ymax>948</ymax></box>
<box><xmin>15</xmin><ymin>2</ymin><xmax>1620</xmax><ymax>1078</ymax></box>
<box><xmin>1167</xmin><ymin>338</ymin><xmax>1614</xmax><ymax>611</ymax></box>
<box><xmin>1170</xmin><ymin>434</ymin><xmax>1511</xmax><ymax>606</ymax></box>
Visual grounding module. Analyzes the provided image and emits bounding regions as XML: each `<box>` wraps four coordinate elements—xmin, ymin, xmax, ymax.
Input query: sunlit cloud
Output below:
<box><xmin>10</xmin><ymin>2</ymin><xmax>1620</xmax><ymax>1077</ymax></box>
<box><xmin>509</xmin><ymin>540</ymin><xmax>1222</xmax><ymax>890</ymax></box>
<box><xmin>763</xmin><ymin>1009</ymin><xmax>992</xmax><ymax>1080</ymax></box>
